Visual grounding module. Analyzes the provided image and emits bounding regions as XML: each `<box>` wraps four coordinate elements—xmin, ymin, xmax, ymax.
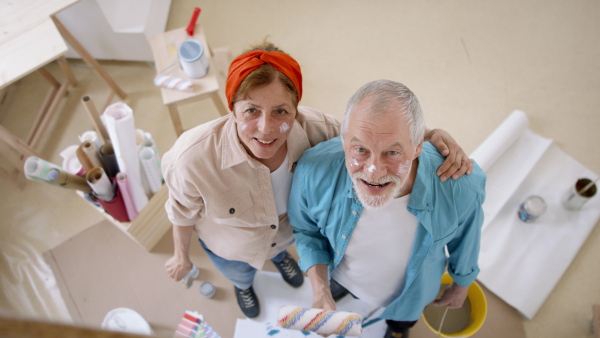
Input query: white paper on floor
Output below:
<box><xmin>233</xmin><ymin>271</ymin><xmax>387</xmax><ymax>338</ymax></box>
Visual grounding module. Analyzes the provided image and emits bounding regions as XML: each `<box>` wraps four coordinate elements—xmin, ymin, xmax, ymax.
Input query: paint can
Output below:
<box><xmin>517</xmin><ymin>195</ymin><xmax>546</xmax><ymax>222</ymax></box>
<box><xmin>178</xmin><ymin>39</ymin><xmax>209</xmax><ymax>79</ymax></box>
<box><xmin>562</xmin><ymin>178</ymin><xmax>597</xmax><ymax>211</ymax></box>
<box><xmin>199</xmin><ymin>281</ymin><xmax>215</xmax><ymax>298</ymax></box>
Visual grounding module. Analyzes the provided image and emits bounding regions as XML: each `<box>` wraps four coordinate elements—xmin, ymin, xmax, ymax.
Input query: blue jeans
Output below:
<box><xmin>198</xmin><ymin>238</ymin><xmax>287</xmax><ymax>289</ymax></box>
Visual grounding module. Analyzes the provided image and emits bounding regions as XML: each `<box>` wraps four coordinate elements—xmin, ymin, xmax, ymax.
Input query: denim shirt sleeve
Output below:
<box><xmin>288</xmin><ymin>164</ymin><xmax>333</xmax><ymax>271</ymax></box>
<box><xmin>446</xmin><ymin>162</ymin><xmax>486</xmax><ymax>287</ymax></box>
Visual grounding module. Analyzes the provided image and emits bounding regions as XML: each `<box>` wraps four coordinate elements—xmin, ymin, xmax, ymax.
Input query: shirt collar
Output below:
<box><xmin>221</xmin><ymin>114</ymin><xmax>251</xmax><ymax>169</ymax></box>
<box><xmin>408</xmin><ymin>143</ymin><xmax>434</xmax><ymax>212</ymax></box>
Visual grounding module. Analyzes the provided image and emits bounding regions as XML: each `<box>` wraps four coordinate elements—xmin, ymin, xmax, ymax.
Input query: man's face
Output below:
<box><xmin>342</xmin><ymin>99</ymin><xmax>422</xmax><ymax>209</ymax></box>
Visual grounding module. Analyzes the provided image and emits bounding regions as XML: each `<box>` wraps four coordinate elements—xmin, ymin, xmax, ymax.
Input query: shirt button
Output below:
<box><xmin>336</xmin><ymin>251</ymin><xmax>341</xmax><ymax>255</ymax></box>
<box><xmin>352</xmin><ymin>210</ymin><xmax>357</xmax><ymax>215</ymax></box>
<box><xmin>271</xmin><ymin>243</ymin><xmax>276</xmax><ymax>247</ymax></box>
<box><xmin>271</xmin><ymin>224</ymin><xmax>277</xmax><ymax>229</ymax></box>
<box><xmin>229</xmin><ymin>208</ymin><xmax>235</xmax><ymax>214</ymax></box>
<box><xmin>341</xmin><ymin>235</ymin><xmax>347</xmax><ymax>240</ymax></box>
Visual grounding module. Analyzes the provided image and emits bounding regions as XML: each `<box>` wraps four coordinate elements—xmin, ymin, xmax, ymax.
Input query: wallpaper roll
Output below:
<box><xmin>116</xmin><ymin>172</ymin><xmax>138</xmax><ymax>221</ymax></box>
<box><xmin>99</xmin><ymin>142</ymin><xmax>120</xmax><ymax>178</ymax></box>
<box><xmin>86</xmin><ymin>167</ymin><xmax>115</xmax><ymax>202</ymax></box>
<box><xmin>76</xmin><ymin>143</ymin><xmax>95</xmax><ymax>173</ymax></box>
<box><xmin>139</xmin><ymin>147</ymin><xmax>162</xmax><ymax>194</ymax></box>
<box><xmin>82</xmin><ymin>141</ymin><xmax>104</xmax><ymax>170</ymax></box>
<box><xmin>59</xmin><ymin>145</ymin><xmax>84</xmax><ymax>175</ymax></box>
<box><xmin>97</xmin><ymin>182</ymin><xmax>129</xmax><ymax>222</ymax></box>
<box><xmin>47</xmin><ymin>168</ymin><xmax>92</xmax><ymax>194</ymax></box>
<box><xmin>79</xmin><ymin>130</ymin><xmax>102</xmax><ymax>149</ymax></box>
<box><xmin>277</xmin><ymin>306</ymin><xmax>362</xmax><ymax>336</ymax></box>
<box><xmin>470</xmin><ymin>109</ymin><xmax>529</xmax><ymax>172</ymax></box>
<box><xmin>102</xmin><ymin>102</ymin><xmax>148</xmax><ymax>214</ymax></box>
<box><xmin>142</xmin><ymin>133</ymin><xmax>162</xmax><ymax>179</ymax></box>
<box><xmin>23</xmin><ymin>157</ymin><xmax>63</xmax><ymax>183</ymax></box>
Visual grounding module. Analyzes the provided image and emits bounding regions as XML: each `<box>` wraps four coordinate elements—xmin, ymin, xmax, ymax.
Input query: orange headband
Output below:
<box><xmin>225</xmin><ymin>50</ymin><xmax>303</xmax><ymax>111</ymax></box>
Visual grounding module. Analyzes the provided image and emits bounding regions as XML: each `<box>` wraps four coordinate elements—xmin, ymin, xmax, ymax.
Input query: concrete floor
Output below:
<box><xmin>1</xmin><ymin>1</ymin><xmax>599</xmax><ymax>337</ymax></box>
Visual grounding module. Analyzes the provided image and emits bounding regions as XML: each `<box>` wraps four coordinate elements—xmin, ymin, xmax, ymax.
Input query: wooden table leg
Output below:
<box><xmin>58</xmin><ymin>56</ymin><xmax>78</xmax><ymax>87</ymax></box>
<box><xmin>167</xmin><ymin>104</ymin><xmax>185</xmax><ymax>137</ymax></box>
<box><xmin>211</xmin><ymin>92</ymin><xmax>229</xmax><ymax>117</ymax></box>
<box><xmin>51</xmin><ymin>15</ymin><xmax>126</xmax><ymax>100</ymax></box>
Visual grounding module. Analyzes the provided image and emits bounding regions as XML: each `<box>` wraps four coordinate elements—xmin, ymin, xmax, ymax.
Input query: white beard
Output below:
<box><xmin>351</xmin><ymin>172</ymin><xmax>402</xmax><ymax>210</ymax></box>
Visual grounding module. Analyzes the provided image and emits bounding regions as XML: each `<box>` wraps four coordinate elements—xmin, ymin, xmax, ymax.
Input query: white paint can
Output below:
<box><xmin>178</xmin><ymin>39</ymin><xmax>209</xmax><ymax>79</ymax></box>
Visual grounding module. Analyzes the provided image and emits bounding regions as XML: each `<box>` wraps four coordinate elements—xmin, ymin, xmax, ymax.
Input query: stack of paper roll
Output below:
<box><xmin>24</xmin><ymin>100</ymin><xmax>165</xmax><ymax>224</ymax></box>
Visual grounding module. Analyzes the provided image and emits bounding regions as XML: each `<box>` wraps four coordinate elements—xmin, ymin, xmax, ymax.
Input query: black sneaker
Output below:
<box><xmin>272</xmin><ymin>251</ymin><xmax>304</xmax><ymax>288</ymax></box>
<box><xmin>384</xmin><ymin>326</ymin><xmax>410</xmax><ymax>338</ymax></box>
<box><xmin>330</xmin><ymin>279</ymin><xmax>350</xmax><ymax>302</ymax></box>
<box><xmin>234</xmin><ymin>286</ymin><xmax>260</xmax><ymax>318</ymax></box>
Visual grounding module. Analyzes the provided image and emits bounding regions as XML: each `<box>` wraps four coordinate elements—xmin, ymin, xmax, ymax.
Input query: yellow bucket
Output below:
<box><xmin>422</xmin><ymin>273</ymin><xmax>487</xmax><ymax>337</ymax></box>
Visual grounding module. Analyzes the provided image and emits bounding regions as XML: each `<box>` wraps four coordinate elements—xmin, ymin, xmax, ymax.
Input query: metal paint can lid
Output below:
<box><xmin>200</xmin><ymin>281</ymin><xmax>215</xmax><ymax>298</ymax></box>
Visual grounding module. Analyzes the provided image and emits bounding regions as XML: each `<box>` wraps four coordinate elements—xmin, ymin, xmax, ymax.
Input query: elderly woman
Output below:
<box><xmin>162</xmin><ymin>42</ymin><xmax>472</xmax><ymax>318</ymax></box>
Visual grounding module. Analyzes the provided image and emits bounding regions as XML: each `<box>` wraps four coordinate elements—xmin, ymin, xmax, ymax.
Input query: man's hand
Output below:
<box><xmin>165</xmin><ymin>255</ymin><xmax>193</xmax><ymax>282</ymax></box>
<box><xmin>425</xmin><ymin>128</ymin><xmax>474</xmax><ymax>181</ymax></box>
<box><xmin>432</xmin><ymin>282</ymin><xmax>469</xmax><ymax>309</ymax></box>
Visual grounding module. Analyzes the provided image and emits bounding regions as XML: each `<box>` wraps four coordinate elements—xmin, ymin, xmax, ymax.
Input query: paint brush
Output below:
<box><xmin>185</xmin><ymin>7</ymin><xmax>201</xmax><ymax>36</ymax></box>
<box><xmin>578</xmin><ymin>177</ymin><xmax>599</xmax><ymax>195</ymax></box>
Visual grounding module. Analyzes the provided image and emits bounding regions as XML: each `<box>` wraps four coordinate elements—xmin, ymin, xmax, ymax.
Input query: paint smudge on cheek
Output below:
<box><xmin>395</xmin><ymin>161</ymin><xmax>411</xmax><ymax>177</ymax></box>
<box><xmin>279</xmin><ymin>122</ymin><xmax>290</xmax><ymax>133</ymax></box>
<box><xmin>349</xmin><ymin>158</ymin><xmax>359</xmax><ymax>167</ymax></box>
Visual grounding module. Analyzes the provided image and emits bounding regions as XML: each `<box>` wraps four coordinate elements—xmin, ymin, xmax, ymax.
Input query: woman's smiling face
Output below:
<box><xmin>233</xmin><ymin>80</ymin><xmax>297</xmax><ymax>167</ymax></box>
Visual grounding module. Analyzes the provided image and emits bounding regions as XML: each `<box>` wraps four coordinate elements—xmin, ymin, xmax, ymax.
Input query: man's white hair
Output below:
<box><xmin>341</xmin><ymin>79</ymin><xmax>425</xmax><ymax>147</ymax></box>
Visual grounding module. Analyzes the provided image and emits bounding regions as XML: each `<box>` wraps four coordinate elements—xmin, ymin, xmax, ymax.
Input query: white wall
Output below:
<box><xmin>56</xmin><ymin>0</ymin><xmax>171</xmax><ymax>61</ymax></box>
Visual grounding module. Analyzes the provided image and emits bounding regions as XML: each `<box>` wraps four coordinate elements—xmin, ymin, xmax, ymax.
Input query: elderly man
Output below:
<box><xmin>287</xmin><ymin>80</ymin><xmax>486</xmax><ymax>338</ymax></box>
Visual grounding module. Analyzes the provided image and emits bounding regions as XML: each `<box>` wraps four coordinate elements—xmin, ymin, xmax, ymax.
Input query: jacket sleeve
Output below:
<box><xmin>287</xmin><ymin>159</ymin><xmax>333</xmax><ymax>272</ymax></box>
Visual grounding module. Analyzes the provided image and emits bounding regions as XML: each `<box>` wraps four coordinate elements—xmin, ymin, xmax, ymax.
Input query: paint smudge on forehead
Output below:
<box><xmin>280</xmin><ymin>122</ymin><xmax>290</xmax><ymax>133</ymax></box>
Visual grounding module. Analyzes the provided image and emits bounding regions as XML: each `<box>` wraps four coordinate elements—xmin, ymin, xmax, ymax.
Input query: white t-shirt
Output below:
<box><xmin>270</xmin><ymin>156</ymin><xmax>293</xmax><ymax>216</ymax></box>
<box><xmin>331</xmin><ymin>194</ymin><xmax>418</xmax><ymax>307</ymax></box>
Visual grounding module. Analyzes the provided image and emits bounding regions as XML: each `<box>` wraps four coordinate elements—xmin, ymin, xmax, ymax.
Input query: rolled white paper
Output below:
<box><xmin>140</xmin><ymin>147</ymin><xmax>162</xmax><ymax>194</ymax></box>
<box><xmin>59</xmin><ymin>145</ymin><xmax>84</xmax><ymax>175</ymax></box>
<box><xmin>102</xmin><ymin>102</ymin><xmax>148</xmax><ymax>214</ymax></box>
<box><xmin>86</xmin><ymin>167</ymin><xmax>115</xmax><ymax>202</ymax></box>
<box><xmin>277</xmin><ymin>306</ymin><xmax>362</xmax><ymax>336</ymax></box>
<box><xmin>470</xmin><ymin>109</ymin><xmax>529</xmax><ymax>172</ymax></box>
<box><xmin>79</xmin><ymin>130</ymin><xmax>102</xmax><ymax>149</ymax></box>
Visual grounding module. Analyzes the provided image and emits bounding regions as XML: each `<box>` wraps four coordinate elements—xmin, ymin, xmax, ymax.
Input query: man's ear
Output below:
<box><xmin>413</xmin><ymin>141</ymin><xmax>423</xmax><ymax>160</ymax></box>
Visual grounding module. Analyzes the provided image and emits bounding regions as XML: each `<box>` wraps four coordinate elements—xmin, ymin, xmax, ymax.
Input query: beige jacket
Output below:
<box><xmin>162</xmin><ymin>106</ymin><xmax>340</xmax><ymax>269</ymax></box>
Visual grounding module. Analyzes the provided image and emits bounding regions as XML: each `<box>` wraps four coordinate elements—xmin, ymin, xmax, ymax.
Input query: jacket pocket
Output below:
<box><xmin>206</xmin><ymin>189</ymin><xmax>256</xmax><ymax>227</ymax></box>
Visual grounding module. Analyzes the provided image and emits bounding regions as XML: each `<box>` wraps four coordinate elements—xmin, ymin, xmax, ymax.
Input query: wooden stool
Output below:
<box><xmin>149</xmin><ymin>25</ymin><xmax>229</xmax><ymax>137</ymax></box>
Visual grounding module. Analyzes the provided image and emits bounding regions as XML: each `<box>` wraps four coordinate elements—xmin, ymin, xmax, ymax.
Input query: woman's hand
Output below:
<box><xmin>425</xmin><ymin>128</ymin><xmax>474</xmax><ymax>181</ymax></box>
<box><xmin>165</xmin><ymin>255</ymin><xmax>193</xmax><ymax>282</ymax></box>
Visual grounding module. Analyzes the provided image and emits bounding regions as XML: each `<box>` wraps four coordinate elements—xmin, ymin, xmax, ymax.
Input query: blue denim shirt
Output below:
<box><xmin>288</xmin><ymin>137</ymin><xmax>486</xmax><ymax>321</ymax></box>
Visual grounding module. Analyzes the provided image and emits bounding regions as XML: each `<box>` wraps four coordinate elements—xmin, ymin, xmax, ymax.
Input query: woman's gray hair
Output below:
<box><xmin>341</xmin><ymin>79</ymin><xmax>425</xmax><ymax>147</ymax></box>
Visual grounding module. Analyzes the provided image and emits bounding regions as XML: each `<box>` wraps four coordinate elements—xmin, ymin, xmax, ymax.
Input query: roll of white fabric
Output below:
<box><xmin>277</xmin><ymin>306</ymin><xmax>362</xmax><ymax>336</ymax></box>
